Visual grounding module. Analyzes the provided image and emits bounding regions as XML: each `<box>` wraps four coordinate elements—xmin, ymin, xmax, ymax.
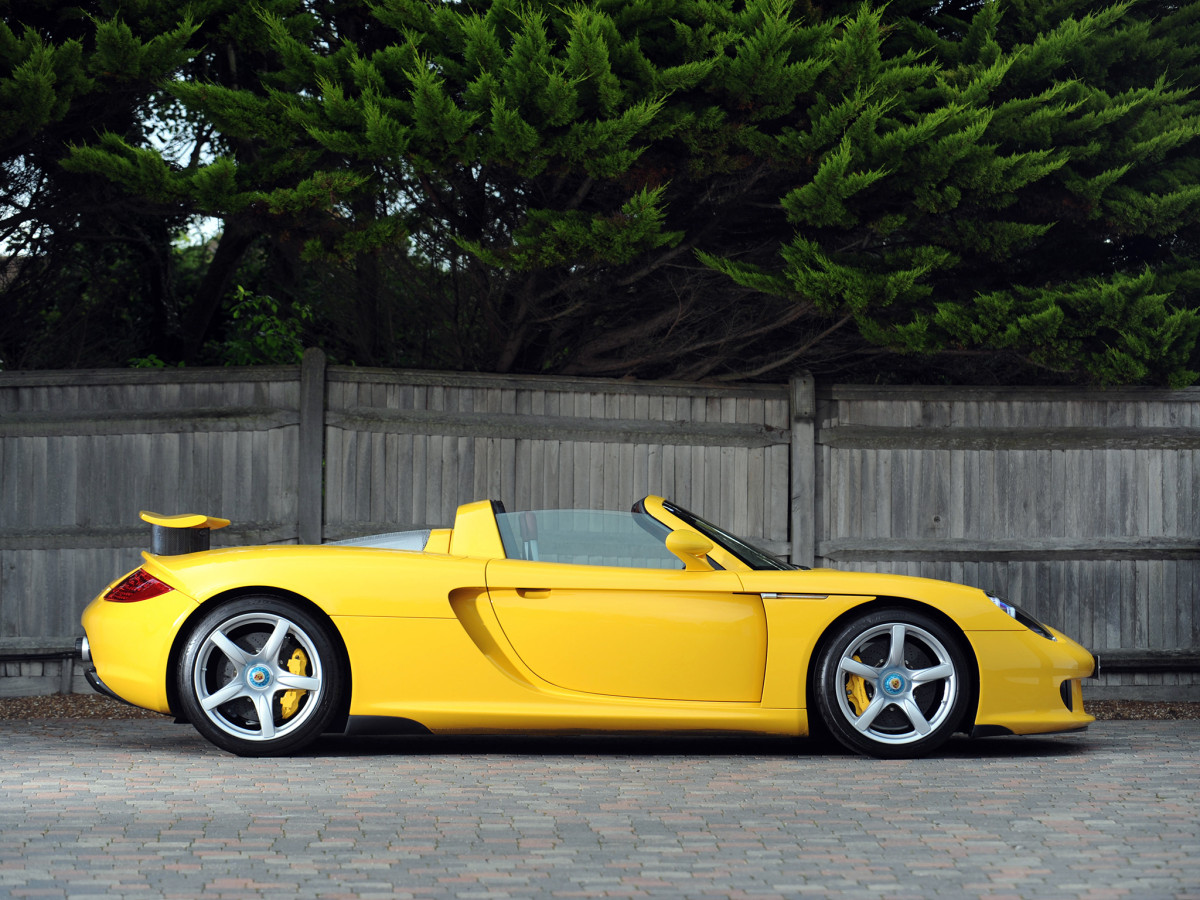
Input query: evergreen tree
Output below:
<box><xmin>702</xmin><ymin>0</ymin><xmax>1200</xmax><ymax>384</ymax></box>
<box><xmin>0</xmin><ymin>0</ymin><xmax>196</xmax><ymax>367</ymax></box>
<box><xmin>16</xmin><ymin>0</ymin><xmax>1200</xmax><ymax>384</ymax></box>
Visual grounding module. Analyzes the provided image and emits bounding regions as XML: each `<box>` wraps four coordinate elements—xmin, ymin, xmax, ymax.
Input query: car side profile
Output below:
<box><xmin>77</xmin><ymin>496</ymin><xmax>1095</xmax><ymax>758</ymax></box>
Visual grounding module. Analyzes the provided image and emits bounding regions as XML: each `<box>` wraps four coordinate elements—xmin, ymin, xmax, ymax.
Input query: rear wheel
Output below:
<box><xmin>815</xmin><ymin>608</ymin><xmax>970</xmax><ymax>759</ymax></box>
<box><xmin>177</xmin><ymin>596</ymin><xmax>343</xmax><ymax>756</ymax></box>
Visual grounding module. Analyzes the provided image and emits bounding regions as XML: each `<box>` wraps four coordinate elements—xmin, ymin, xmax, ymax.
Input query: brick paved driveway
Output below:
<box><xmin>0</xmin><ymin>718</ymin><xmax>1197</xmax><ymax>900</ymax></box>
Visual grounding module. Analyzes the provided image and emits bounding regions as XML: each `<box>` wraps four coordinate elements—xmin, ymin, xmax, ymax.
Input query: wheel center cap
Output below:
<box><xmin>881</xmin><ymin>671</ymin><xmax>907</xmax><ymax>696</ymax></box>
<box><xmin>246</xmin><ymin>664</ymin><xmax>272</xmax><ymax>690</ymax></box>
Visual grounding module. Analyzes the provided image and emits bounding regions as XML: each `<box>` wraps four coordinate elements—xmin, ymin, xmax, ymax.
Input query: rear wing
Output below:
<box><xmin>139</xmin><ymin>511</ymin><xmax>230</xmax><ymax>556</ymax></box>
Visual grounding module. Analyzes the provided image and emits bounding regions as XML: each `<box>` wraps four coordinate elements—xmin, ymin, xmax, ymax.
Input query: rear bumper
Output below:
<box><xmin>83</xmin><ymin>666</ymin><xmax>125</xmax><ymax>704</ymax></box>
<box><xmin>77</xmin><ymin>634</ymin><xmax>125</xmax><ymax>703</ymax></box>
<box><xmin>80</xmin><ymin>588</ymin><xmax>198</xmax><ymax>715</ymax></box>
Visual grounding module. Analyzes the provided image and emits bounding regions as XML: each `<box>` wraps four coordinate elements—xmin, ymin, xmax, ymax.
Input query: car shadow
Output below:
<box><xmin>303</xmin><ymin>730</ymin><xmax>1094</xmax><ymax>760</ymax></box>
<box><xmin>6</xmin><ymin>717</ymin><xmax>1095</xmax><ymax>761</ymax></box>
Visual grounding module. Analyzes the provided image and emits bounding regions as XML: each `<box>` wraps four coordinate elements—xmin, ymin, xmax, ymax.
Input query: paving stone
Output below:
<box><xmin>0</xmin><ymin>722</ymin><xmax>1198</xmax><ymax>899</ymax></box>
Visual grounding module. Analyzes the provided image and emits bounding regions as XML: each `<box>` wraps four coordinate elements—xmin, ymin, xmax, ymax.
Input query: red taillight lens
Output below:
<box><xmin>104</xmin><ymin>569</ymin><xmax>173</xmax><ymax>603</ymax></box>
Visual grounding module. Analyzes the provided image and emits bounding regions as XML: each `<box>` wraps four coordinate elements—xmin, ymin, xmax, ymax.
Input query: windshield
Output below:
<box><xmin>651</xmin><ymin>500</ymin><xmax>797</xmax><ymax>571</ymax></box>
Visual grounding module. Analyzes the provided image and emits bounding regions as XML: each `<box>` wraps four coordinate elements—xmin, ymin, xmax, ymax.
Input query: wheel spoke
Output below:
<box><xmin>261</xmin><ymin>617</ymin><xmax>291</xmax><ymax>663</ymax></box>
<box><xmin>910</xmin><ymin>663</ymin><xmax>953</xmax><ymax>685</ymax></box>
<box><xmin>200</xmin><ymin>678</ymin><xmax>247</xmax><ymax>711</ymax></box>
<box><xmin>886</xmin><ymin>624</ymin><xmax>907</xmax><ymax>668</ymax></box>
<box><xmin>276</xmin><ymin>673</ymin><xmax>320</xmax><ymax>691</ymax></box>
<box><xmin>839</xmin><ymin>657</ymin><xmax>878</xmax><ymax>680</ymax></box>
<box><xmin>210</xmin><ymin>630</ymin><xmax>249</xmax><ymax>667</ymax></box>
<box><xmin>852</xmin><ymin>695</ymin><xmax>888</xmax><ymax>733</ymax></box>
<box><xmin>250</xmin><ymin>693</ymin><xmax>277</xmax><ymax>740</ymax></box>
<box><xmin>900</xmin><ymin>698</ymin><xmax>933</xmax><ymax>735</ymax></box>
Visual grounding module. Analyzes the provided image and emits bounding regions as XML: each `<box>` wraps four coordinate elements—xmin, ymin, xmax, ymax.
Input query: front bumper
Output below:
<box><xmin>970</xmin><ymin>626</ymin><xmax>1097</xmax><ymax>736</ymax></box>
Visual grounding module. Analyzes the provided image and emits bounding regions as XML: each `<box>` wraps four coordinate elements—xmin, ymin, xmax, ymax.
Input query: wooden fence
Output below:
<box><xmin>1</xmin><ymin>350</ymin><xmax>1196</xmax><ymax>699</ymax></box>
<box><xmin>807</xmin><ymin>385</ymin><xmax>1200</xmax><ymax>699</ymax></box>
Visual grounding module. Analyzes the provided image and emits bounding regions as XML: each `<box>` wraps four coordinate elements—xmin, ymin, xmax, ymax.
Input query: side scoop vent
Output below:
<box><xmin>140</xmin><ymin>511</ymin><xmax>231</xmax><ymax>556</ymax></box>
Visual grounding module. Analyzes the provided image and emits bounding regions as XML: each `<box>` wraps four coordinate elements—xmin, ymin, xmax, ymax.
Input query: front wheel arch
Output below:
<box><xmin>165</xmin><ymin>587</ymin><xmax>352</xmax><ymax>733</ymax></box>
<box><xmin>804</xmin><ymin>597</ymin><xmax>979</xmax><ymax>745</ymax></box>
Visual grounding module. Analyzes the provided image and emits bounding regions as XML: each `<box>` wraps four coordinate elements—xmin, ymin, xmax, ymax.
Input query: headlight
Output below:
<box><xmin>987</xmin><ymin>592</ymin><xmax>1057</xmax><ymax>641</ymax></box>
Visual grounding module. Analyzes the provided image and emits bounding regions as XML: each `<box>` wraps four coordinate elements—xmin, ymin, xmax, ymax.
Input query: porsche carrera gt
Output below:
<box><xmin>76</xmin><ymin>496</ymin><xmax>1095</xmax><ymax>758</ymax></box>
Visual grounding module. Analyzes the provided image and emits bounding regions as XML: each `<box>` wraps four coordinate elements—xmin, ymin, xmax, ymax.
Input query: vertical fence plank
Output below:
<box><xmin>298</xmin><ymin>348</ymin><xmax>326</xmax><ymax>543</ymax></box>
<box><xmin>789</xmin><ymin>373</ymin><xmax>816</xmax><ymax>568</ymax></box>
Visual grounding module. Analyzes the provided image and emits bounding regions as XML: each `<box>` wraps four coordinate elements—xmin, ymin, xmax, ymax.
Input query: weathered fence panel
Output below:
<box><xmin>809</xmin><ymin>385</ymin><xmax>1200</xmax><ymax>699</ymax></box>
<box><xmin>0</xmin><ymin>367</ymin><xmax>306</xmax><ymax>695</ymax></box>
<box><xmin>2</xmin><ymin>359</ymin><xmax>1197</xmax><ymax>700</ymax></box>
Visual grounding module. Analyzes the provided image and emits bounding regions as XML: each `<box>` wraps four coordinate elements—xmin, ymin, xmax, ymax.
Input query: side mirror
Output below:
<box><xmin>666</xmin><ymin>530</ymin><xmax>714</xmax><ymax>571</ymax></box>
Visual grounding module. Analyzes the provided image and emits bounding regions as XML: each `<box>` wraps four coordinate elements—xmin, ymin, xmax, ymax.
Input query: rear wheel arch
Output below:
<box><xmin>804</xmin><ymin>596</ymin><xmax>980</xmax><ymax>742</ymax></box>
<box><xmin>165</xmin><ymin>587</ymin><xmax>352</xmax><ymax>733</ymax></box>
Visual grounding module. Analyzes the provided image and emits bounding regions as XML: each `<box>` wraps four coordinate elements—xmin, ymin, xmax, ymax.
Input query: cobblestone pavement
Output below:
<box><xmin>1</xmin><ymin>719</ymin><xmax>1197</xmax><ymax>900</ymax></box>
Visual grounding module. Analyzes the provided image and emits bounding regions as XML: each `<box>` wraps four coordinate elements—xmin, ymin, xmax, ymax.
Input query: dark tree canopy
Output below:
<box><xmin>0</xmin><ymin>0</ymin><xmax>197</xmax><ymax>367</ymax></box>
<box><xmin>4</xmin><ymin>0</ymin><xmax>1200</xmax><ymax>385</ymax></box>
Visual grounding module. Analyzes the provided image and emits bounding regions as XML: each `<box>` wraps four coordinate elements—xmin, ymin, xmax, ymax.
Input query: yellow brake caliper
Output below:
<box><xmin>846</xmin><ymin>654</ymin><xmax>871</xmax><ymax>717</ymax></box>
<box><xmin>280</xmin><ymin>648</ymin><xmax>309</xmax><ymax>719</ymax></box>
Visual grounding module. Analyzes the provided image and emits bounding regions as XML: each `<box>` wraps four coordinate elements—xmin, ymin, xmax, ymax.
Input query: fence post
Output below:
<box><xmin>789</xmin><ymin>373</ymin><xmax>816</xmax><ymax>567</ymax></box>
<box><xmin>298</xmin><ymin>348</ymin><xmax>327</xmax><ymax>544</ymax></box>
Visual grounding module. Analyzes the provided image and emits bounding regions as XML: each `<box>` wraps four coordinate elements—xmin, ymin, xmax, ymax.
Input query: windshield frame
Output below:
<box><xmin>635</xmin><ymin>498</ymin><xmax>798</xmax><ymax>571</ymax></box>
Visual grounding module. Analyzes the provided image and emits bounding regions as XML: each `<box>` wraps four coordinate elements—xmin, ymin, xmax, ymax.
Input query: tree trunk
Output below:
<box><xmin>181</xmin><ymin>218</ymin><xmax>256</xmax><ymax>362</ymax></box>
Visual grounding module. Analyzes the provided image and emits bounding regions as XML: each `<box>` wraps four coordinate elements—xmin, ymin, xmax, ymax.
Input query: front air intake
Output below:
<box><xmin>1059</xmin><ymin>680</ymin><xmax>1074</xmax><ymax>712</ymax></box>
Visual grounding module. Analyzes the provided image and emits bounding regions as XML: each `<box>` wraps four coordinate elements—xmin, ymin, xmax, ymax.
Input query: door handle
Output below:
<box><xmin>516</xmin><ymin>588</ymin><xmax>551</xmax><ymax>599</ymax></box>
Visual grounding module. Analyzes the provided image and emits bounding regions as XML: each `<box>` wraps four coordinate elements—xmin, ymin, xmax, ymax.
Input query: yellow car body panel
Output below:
<box><xmin>424</xmin><ymin>529</ymin><xmax>452</xmax><ymax>554</ymax></box>
<box><xmin>81</xmin><ymin>587</ymin><xmax>198</xmax><ymax>714</ymax></box>
<box><xmin>141</xmin><ymin>546</ymin><xmax>479</xmax><ymax>619</ymax></box>
<box><xmin>78</xmin><ymin>494</ymin><xmax>1096</xmax><ymax>756</ymax></box>
<box><xmin>336</xmin><ymin>615</ymin><xmax>802</xmax><ymax>735</ymax></box>
<box><xmin>448</xmin><ymin>500</ymin><xmax>505</xmax><ymax>559</ymax></box>
<box><xmin>485</xmin><ymin>560</ymin><xmax>766</xmax><ymax>702</ymax></box>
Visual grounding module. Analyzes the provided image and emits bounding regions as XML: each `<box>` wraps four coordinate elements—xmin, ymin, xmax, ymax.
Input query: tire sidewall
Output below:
<box><xmin>815</xmin><ymin>607</ymin><xmax>971</xmax><ymax>759</ymax></box>
<box><xmin>178</xmin><ymin>595</ymin><xmax>342</xmax><ymax>757</ymax></box>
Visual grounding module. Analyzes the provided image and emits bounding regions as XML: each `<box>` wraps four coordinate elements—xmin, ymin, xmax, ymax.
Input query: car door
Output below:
<box><xmin>485</xmin><ymin>558</ymin><xmax>767</xmax><ymax>702</ymax></box>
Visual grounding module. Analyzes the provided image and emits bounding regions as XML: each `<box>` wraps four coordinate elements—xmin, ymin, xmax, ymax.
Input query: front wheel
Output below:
<box><xmin>814</xmin><ymin>608</ymin><xmax>971</xmax><ymax>759</ymax></box>
<box><xmin>177</xmin><ymin>596</ymin><xmax>344</xmax><ymax>756</ymax></box>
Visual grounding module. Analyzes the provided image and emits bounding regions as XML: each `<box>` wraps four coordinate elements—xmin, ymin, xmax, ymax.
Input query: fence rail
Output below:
<box><xmin>2</xmin><ymin>353</ymin><xmax>1197</xmax><ymax>699</ymax></box>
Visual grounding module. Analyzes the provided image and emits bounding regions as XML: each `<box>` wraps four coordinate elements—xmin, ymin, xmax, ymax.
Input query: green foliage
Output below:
<box><xmin>6</xmin><ymin>0</ymin><xmax>1200</xmax><ymax>385</ymax></box>
<box><xmin>208</xmin><ymin>286</ymin><xmax>313</xmax><ymax>366</ymax></box>
<box><xmin>697</xmin><ymin>0</ymin><xmax>1200</xmax><ymax>385</ymax></box>
<box><xmin>129</xmin><ymin>353</ymin><xmax>183</xmax><ymax>368</ymax></box>
<box><xmin>0</xmin><ymin>25</ymin><xmax>89</xmax><ymax>142</ymax></box>
<box><xmin>905</xmin><ymin>269</ymin><xmax>1200</xmax><ymax>387</ymax></box>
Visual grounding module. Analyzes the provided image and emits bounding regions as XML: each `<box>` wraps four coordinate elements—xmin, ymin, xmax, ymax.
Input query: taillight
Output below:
<box><xmin>104</xmin><ymin>569</ymin><xmax>173</xmax><ymax>603</ymax></box>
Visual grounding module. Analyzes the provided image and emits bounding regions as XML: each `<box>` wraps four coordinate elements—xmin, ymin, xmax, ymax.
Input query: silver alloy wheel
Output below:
<box><xmin>192</xmin><ymin>612</ymin><xmax>324</xmax><ymax>741</ymax></box>
<box><xmin>833</xmin><ymin>621</ymin><xmax>958</xmax><ymax>746</ymax></box>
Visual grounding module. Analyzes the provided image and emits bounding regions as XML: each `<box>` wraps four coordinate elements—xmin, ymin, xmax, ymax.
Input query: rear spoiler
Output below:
<box><xmin>140</xmin><ymin>511</ymin><xmax>230</xmax><ymax>556</ymax></box>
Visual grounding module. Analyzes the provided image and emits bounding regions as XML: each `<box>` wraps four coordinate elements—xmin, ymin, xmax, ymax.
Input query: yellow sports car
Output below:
<box><xmin>77</xmin><ymin>496</ymin><xmax>1095</xmax><ymax>758</ymax></box>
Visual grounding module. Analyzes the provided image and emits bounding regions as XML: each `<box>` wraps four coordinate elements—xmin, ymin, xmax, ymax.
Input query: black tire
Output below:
<box><xmin>814</xmin><ymin>607</ymin><xmax>971</xmax><ymax>759</ymax></box>
<box><xmin>177</xmin><ymin>596</ymin><xmax>344</xmax><ymax>756</ymax></box>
